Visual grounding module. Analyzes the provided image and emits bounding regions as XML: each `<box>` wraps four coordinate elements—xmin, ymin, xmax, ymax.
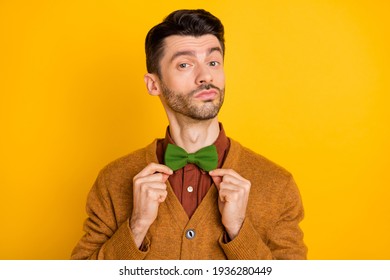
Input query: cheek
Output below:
<box><xmin>214</xmin><ymin>72</ymin><xmax>225</xmax><ymax>87</ymax></box>
<box><xmin>164</xmin><ymin>71</ymin><xmax>195</xmax><ymax>90</ymax></box>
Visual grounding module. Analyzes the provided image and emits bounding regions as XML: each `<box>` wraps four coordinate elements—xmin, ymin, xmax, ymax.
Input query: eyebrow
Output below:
<box><xmin>169</xmin><ymin>47</ymin><xmax>223</xmax><ymax>63</ymax></box>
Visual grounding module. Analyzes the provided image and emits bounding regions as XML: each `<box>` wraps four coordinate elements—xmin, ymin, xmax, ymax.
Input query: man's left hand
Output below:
<box><xmin>209</xmin><ymin>169</ymin><xmax>251</xmax><ymax>240</ymax></box>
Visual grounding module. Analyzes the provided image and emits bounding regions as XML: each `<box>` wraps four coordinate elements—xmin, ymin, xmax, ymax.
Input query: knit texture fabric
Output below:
<box><xmin>71</xmin><ymin>139</ymin><xmax>307</xmax><ymax>259</ymax></box>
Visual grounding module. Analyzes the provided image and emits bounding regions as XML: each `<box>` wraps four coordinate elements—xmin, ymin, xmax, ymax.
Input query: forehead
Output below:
<box><xmin>161</xmin><ymin>35</ymin><xmax>222</xmax><ymax>59</ymax></box>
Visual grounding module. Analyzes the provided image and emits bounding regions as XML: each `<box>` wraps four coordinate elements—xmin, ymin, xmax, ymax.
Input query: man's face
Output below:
<box><xmin>157</xmin><ymin>34</ymin><xmax>225</xmax><ymax>121</ymax></box>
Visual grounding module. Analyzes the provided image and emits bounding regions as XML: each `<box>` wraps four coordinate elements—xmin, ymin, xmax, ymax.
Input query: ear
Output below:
<box><xmin>144</xmin><ymin>73</ymin><xmax>162</xmax><ymax>96</ymax></box>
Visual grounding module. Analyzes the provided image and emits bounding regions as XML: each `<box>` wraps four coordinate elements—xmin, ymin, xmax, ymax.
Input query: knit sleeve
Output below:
<box><xmin>70</xmin><ymin>171</ymin><xmax>149</xmax><ymax>260</ymax></box>
<box><xmin>219</xmin><ymin>176</ymin><xmax>307</xmax><ymax>260</ymax></box>
<box><xmin>218</xmin><ymin>218</ymin><xmax>273</xmax><ymax>259</ymax></box>
<box><xmin>266</xmin><ymin>176</ymin><xmax>307</xmax><ymax>259</ymax></box>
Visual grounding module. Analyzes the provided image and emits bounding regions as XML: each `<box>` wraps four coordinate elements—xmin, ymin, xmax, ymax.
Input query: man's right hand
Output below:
<box><xmin>130</xmin><ymin>163</ymin><xmax>173</xmax><ymax>248</ymax></box>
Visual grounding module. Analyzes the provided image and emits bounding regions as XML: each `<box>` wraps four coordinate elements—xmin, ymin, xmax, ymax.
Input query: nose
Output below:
<box><xmin>195</xmin><ymin>64</ymin><xmax>213</xmax><ymax>85</ymax></box>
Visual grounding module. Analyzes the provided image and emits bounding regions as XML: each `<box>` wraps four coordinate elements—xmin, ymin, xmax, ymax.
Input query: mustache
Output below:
<box><xmin>189</xmin><ymin>84</ymin><xmax>222</xmax><ymax>96</ymax></box>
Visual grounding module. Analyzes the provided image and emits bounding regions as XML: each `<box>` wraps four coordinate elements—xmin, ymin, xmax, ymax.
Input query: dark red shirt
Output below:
<box><xmin>156</xmin><ymin>124</ymin><xmax>230</xmax><ymax>218</ymax></box>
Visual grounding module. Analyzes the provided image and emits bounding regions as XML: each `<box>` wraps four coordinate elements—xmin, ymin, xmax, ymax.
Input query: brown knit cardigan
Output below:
<box><xmin>71</xmin><ymin>139</ymin><xmax>307</xmax><ymax>259</ymax></box>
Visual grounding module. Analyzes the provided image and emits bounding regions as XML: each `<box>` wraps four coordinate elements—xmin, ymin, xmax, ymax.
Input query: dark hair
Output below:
<box><xmin>145</xmin><ymin>9</ymin><xmax>225</xmax><ymax>76</ymax></box>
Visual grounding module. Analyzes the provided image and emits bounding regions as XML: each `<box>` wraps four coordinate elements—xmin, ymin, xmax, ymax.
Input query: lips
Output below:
<box><xmin>193</xmin><ymin>89</ymin><xmax>218</xmax><ymax>101</ymax></box>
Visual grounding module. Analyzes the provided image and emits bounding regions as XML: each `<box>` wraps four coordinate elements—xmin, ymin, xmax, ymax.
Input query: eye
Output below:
<box><xmin>178</xmin><ymin>63</ymin><xmax>190</xmax><ymax>69</ymax></box>
<box><xmin>209</xmin><ymin>61</ymin><xmax>220</xmax><ymax>67</ymax></box>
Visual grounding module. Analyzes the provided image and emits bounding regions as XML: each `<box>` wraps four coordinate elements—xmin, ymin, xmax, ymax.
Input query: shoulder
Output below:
<box><xmin>95</xmin><ymin>140</ymin><xmax>158</xmax><ymax>188</ymax></box>
<box><xmin>228</xmin><ymin>139</ymin><xmax>293</xmax><ymax>185</ymax></box>
<box><xmin>228</xmin><ymin>139</ymin><xmax>303</xmax><ymax>224</ymax></box>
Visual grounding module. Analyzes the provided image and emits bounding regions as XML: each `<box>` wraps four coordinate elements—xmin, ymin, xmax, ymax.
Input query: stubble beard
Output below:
<box><xmin>160</xmin><ymin>82</ymin><xmax>225</xmax><ymax>121</ymax></box>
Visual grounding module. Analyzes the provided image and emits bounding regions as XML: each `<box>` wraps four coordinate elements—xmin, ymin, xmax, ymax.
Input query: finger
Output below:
<box><xmin>157</xmin><ymin>190</ymin><xmax>168</xmax><ymax>203</ymax></box>
<box><xmin>135</xmin><ymin>172</ymin><xmax>170</xmax><ymax>185</ymax></box>
<box><xmin>218</xmin><ymin>181</ymin><xmax>240</xmax><ymax>192</ymax></box>
<box><xmin>218</xmin><ymin>188</ymin><xmax>237</xmax><ymax>203</ymax></box>
<box><xmin>211</xmin><ymin>175</ymin><xmax>222</xmax><ymax>189</ymax></box>
<box><xmin>217</xmin><ymin>174</ymin><xmax>243</xmax><ymax>186</ymax></box>
<box><xmin>212</xmin><ymin>175</ymin><xmax>241</xmax><ymax>191</ymax></box>
<box><xmin>138</xmin><ymin>181</ymin><xmax>168</xmax><ymax>191</ymax></box>
<box><xmin>210</xmin><ymin>169</ymin><xmax>233</xmax><ymax>189</ymax></box>
<box><xmin>210</xmin><ymin>169</ymin><xmax>250</xmax><ymax>190</ymax></box>
<box><xmin>161</xmin><ymin>173</ymin><xmax>170</xmax><ymax>183</ymax></box>
<box><xmin>146</xmin><ymin>188</ymin><xmax>168</xmax><ymax>202</ymax></box>
<box><xmin>209</xmin><ymin>168</ymin><xmax>240</xmax><ymax>179</ymax></box>
<box><xmin>218</xmin><ymin>187</ymin><xmax>243</xmax><ymax>203</ymax></box>
<box><xmin>135</xmin><ymin>163</ymin><xmax>173</xmax><ymax>179</ymax></box>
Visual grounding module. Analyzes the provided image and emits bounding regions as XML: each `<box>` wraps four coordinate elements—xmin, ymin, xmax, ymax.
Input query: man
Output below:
<box><xmin>71</xmin><ymin>9</ymin><xmax>307</xmax><ymax>260</ymax></box>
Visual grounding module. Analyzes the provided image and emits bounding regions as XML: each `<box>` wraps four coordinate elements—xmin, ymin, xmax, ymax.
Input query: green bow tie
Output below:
<box><xmin>164</xmin><ymin>143</ymin><xmax>218</xmax><ymax>172</ymax></box>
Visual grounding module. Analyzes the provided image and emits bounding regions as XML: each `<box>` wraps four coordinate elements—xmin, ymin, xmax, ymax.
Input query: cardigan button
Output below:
<box><xmin>185</xmin><ymin>229</ymin><xmax>196</xmax><ymax>239</ymax></box>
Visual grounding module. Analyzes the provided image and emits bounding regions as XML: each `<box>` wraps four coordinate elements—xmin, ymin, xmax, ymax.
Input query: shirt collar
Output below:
<box><xmin>162</xmin><ymin>123</ymin><xmax>230</xmax><ymax>169</ymax></box>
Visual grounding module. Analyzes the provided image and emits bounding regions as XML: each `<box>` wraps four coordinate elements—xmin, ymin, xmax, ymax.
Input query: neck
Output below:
<box><xmin>168</xmin><ymin>115</ymin><xmax>220</xmax><ymax>153</ymax></box>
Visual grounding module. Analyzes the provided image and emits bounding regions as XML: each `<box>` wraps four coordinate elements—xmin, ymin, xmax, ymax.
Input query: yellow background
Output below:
<box><xmin>1</xmin><ymin>0</ymin><xmax>389</xmax><ymax>259</ymax></box>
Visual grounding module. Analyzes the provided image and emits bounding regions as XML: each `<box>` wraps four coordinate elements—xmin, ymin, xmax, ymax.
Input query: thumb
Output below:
<box><xmin>162</xmin><ymin>173</ymin><xmax>170</xmax><ymax>183</ymax></box>
<box><xmin>211</xmin><ymin>175</ymin><xmax>222</xmax><ymax>190</ymax></box>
